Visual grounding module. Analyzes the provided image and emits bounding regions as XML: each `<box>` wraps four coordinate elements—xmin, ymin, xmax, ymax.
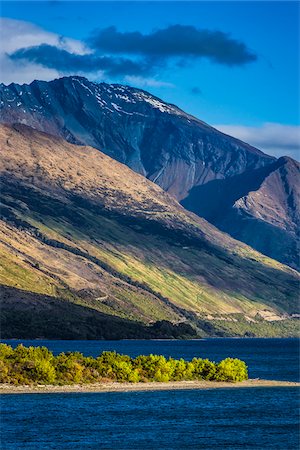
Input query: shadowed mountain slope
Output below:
<box><xmin>0</xmin><ymin>76</ymin><xmax>298</xmax><ymax>268</ymax></box>
<box><xmin>182</xmin><ymin>157</ymin><xmax>300</xmax><ymax>269</ymax></box>
<box><xmin>0</xmin><ymin>124</ymin><xmax>299</xmax><ymax>338</ymax></box>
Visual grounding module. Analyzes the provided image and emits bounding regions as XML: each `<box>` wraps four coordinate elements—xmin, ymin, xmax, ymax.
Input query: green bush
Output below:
<box><xmin>192</xmin><ymin>358</ymin><xmax>217</xmax><ymax>380</ymax></box>
<box><xmin>23</xmin><ymin>358</ymin><xmax>56</xmax><ymax>383</ymax></box>
<box><xmin>54</xmin><ymin>354</ymin><xmax>84</xmax><ymax>383</ymax></box>
<box><xmin>0</xmin><ymin>343</ymin><xmax>248</xmax><ymax>385</ymax></box>
<box><xmin>215</xmin><ymin>358</ymin><xmax>248</xmax><ymax>382</ymax></box>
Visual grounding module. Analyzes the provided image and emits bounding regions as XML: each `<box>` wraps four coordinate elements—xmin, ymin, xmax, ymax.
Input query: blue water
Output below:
<box><xmin>1</xmin><ymin>338</ymin><xmax>299</xmax><ymax>449</ymax></box>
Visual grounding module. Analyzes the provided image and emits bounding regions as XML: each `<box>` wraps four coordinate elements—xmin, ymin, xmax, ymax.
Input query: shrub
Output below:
<box><xmin>215</xmin><ymin>358</ymin><xmax>248</xmax><ymax>382</ymax></box>
<box><xmin>192</xmin><ymin>358</ymin><xmax>217</xmax><ymax>380</ymax></box>
<box><xmin>25</xmin><ymin>359</ymin><xmax>56</xmax><ymax>384</ymax></box>
<box><xmin>0</xmin><ymin>343</ymin><xmax>14</xmax><ymax>360</ymax></box>
<box><xmin>0</xmin><ymin>360</ymin><xmax>10</xmax><ymax>383</ymax></box>
<box><xmin>54</xmin><ymin>353</ymin><xmax>84</xmax><ymax>383</ymax></box>
<box><xmin>111</xmin><ymin>361</ymin><xmax>134</xmax><ymax>382</ymax></box>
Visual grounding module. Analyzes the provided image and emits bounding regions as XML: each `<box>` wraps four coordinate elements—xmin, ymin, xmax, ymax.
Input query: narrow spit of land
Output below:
<box><xmin>2</xmin><ymin>344</ymin><xmax>298</xmax><ymax>394</ymax></box>
<box><xmin>1</xmin><ymin>379</ymin><xmax>299</xmax><ymax>395</ymax></box>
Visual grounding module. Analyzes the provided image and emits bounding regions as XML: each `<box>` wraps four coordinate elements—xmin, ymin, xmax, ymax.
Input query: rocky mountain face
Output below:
<box><xmin>183</xmin><ymin>157</ymin><xmax>300</xmax><ymax>269</ymax></box>
<box><xmin>0</xmin><ymin>76</ymin><xmax>298</xmax><ymax>269</ymax></box>
<box><xmin>0</xmin><ymin>124</ymin><xmax>299</xmax><ymax>338</ymax></box>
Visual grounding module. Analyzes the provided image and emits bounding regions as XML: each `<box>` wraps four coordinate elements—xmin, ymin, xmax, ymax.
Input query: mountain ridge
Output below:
<box><xmin>0</xmin><ymin>76</ymin><xmax>298</xmax><ymax>269</ymax></box>
<box><xmin>0</xmin><ymin>76</ymin><xmax>271</xmax><ymax>158</ymax></box>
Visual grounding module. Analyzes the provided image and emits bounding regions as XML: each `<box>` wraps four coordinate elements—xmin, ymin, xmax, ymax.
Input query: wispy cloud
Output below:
<box><xmin>124</xmin><ymin>76</ymin><xmax>175</xmax><ymax>88</ymax></box>
<box><xmin>214</xmin><ymin>123</ymin><xmax>300</xmax><ymax>160</ymax></box>
<box><xmin>0</xmin><ymin>18</ymin><xmax>89</xmax><ymax>84</ymax></box>
<box><xmin>2</xmin><ymin>17</ymin><xmax>88</xmax><ymax>55</ymax></box>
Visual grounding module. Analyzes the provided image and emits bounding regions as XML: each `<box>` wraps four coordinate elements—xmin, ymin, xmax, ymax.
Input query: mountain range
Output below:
<box><xmin>0</xmin><ymin>76</ymin><xmax>298</xmax><ymax>270</ymax></box>
<box><xmin>0</xmin><ymin>123</ymin><xmax>299</xmax><ymax>339</ymax></box>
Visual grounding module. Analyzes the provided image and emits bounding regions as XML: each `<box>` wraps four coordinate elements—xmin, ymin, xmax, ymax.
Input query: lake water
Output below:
<box><xmin>1</xmin><ymin>338</ymin><xmax>299</xmax><ymax>449</ymax></box>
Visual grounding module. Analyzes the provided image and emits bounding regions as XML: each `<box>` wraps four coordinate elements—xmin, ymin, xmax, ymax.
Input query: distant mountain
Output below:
<box><xmin>0</xmin><ymin>76</ymin><xmax>298</xmax><ymax>268</ymax></box>
<box><xmin>0</xmin><ymin>124</ymin><xmax>299</xmax><ymax>338</ymax></box>
<box><xmin>182</xmin><ymin>156</ymin><xmax>300</xmax><ymax>269</ymax></box>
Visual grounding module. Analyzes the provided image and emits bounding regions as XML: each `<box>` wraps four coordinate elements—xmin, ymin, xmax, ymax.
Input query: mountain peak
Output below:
<box><xmin>277</xmin><ymin>155</ymin><xmax>299</xmax><ymax>167</ymax></box>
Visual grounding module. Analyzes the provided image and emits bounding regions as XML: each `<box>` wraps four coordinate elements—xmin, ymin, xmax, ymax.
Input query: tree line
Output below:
<box><xmin>0</xmin><ymin>344</ymin><xmax>248</xmax><ymax>385</ymax></box>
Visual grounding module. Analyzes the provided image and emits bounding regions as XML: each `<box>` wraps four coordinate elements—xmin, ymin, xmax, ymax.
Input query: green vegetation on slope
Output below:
<box><xmin>1</xmin><ymin>191</ymin><xmax>297</xmax><ymax>320</ymax></box>
<box><xmin>0</xmin><ymin>124</ymin><xmax>299</xmax><ymax>339</ymax></box>
<box><xmin>197</xmin><ymin>315</ymin><xmax>300</xmax><ymax>338</ymax></box>
<box><xmin>0</xmin><ymin>344</ymin><xmax>248</xmax><ymax>385</ymax></box>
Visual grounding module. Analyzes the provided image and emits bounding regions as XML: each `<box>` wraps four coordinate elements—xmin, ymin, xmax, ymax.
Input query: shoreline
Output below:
<box><xmin>1</xmin><ymin>379</ymin><xmax>299</xmax><ymax>395</ymax></box>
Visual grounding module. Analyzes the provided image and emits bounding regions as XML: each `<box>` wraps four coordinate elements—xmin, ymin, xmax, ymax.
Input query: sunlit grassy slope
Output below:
<box><xmin>0</xmin><ymin>124</ymin><xmax>299</xmax><ymax>337</ymax></box>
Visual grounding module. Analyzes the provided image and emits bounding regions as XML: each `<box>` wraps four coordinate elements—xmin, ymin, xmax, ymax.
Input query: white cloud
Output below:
<box><xmin>0</xmin><ymin>18</ymin><xmax>91</xmax><ymax>84</ymax></box>
<box><xmin>214</xmin><ymin>122</ymin><xmax>300</xmax><ymax>161</ymax></box>
<box><xmin>1</xmin><ymin>18</ymin><xmax>89</xmax><ymax>55</ymax></box>
<box><xmin>124</xmin><ymin>75</ymin><xmax>175</xmax><ymax>89</ymax></box>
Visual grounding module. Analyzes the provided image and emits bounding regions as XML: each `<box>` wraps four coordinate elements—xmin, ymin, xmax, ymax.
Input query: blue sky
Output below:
<box><xmin>1</xmin><ymin>1</ymin><xmax>299</xmax><ymax>158</ymax></box>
